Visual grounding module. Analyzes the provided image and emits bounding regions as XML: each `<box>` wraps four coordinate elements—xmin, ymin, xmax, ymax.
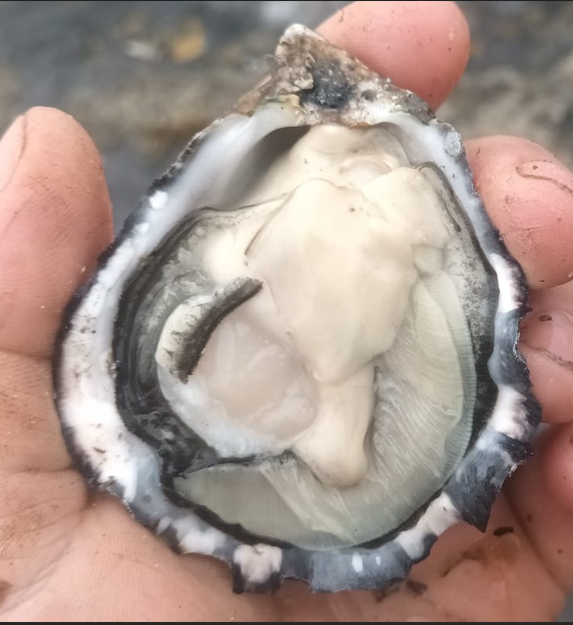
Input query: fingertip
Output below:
<box><xmin>318</xmin><ymin>1</ymin><xmax>470</xmax><ymax>109</ymax></box>
<box><xmin>0</xmin><ymin>107</ymin><xmax>113</xmax><ymax>358</ymax></box>
<box><xmin>519</xmin><ymin>282</ymin><xmax>573</xmax><ymax>424</ymax></box>
<box><xmin>466</xmin><ymin>136</ymin><xmax>573</xmax><ymax>289</ymax></box>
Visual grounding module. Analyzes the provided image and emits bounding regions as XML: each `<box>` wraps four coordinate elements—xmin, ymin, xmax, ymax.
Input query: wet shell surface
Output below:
<box><xmin>54</xmin><ymin>25</ymin><xmax>540</xmax><ymax>593</ymax></box>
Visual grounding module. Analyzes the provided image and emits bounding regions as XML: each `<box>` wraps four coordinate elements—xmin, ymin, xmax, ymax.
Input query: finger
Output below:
<box><xmin>0</xmin><ymin>352</ymin><xmax>71</xmax><ymax>473</ymax></box>
<box><xmin>404</xmin><ymin>496</ymin><xmax>564</xmax><ymax>622</ymax></box>
<box><xmin>2</xmin><ymin>494</ymin><xmax>276</xmax><ymax>621</ymax></box>
<box><xmin>506</xmin><ymin>426</ymin><xmax>573</xmax><ymax>593</ymax></box>
<box><xmin>466</xmin><ymin>136</ymin><xmax>573</xmax><ymax>289</ymax></box>
<box><xmin>318</xmin><ymin>1</ymin><xmax>470</xmax><ymax>110</ymax></box>
<box><xmin>520</xmin><ymin>281</ymin><xmax>573</xmax><ymax>424</ymax></box>
<box><xmin>0</xmin><ymin>107</ymin><xmax>113</xmax><ymax>360</ymax></box>
<box><xmin>0</xmin><ymin>107</ymin><xmax>113</xmax><ymax>473</ymax></box>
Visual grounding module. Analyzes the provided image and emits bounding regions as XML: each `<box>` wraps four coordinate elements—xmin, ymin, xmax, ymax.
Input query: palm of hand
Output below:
<box><xmin>2</xmin><ymin>2</ymin><xmax>573</xmax><ymax>621</ymax></box>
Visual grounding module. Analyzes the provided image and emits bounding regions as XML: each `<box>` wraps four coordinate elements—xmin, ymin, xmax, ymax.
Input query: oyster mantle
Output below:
<box><xmin>54</xmin><ymin>25</ymin><xmax>539</xmax><ymax>593</ymax></box>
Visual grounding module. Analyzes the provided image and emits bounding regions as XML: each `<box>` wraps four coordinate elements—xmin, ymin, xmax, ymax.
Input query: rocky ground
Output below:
<box><xmin>1</xmin><ymin>0</ymin><xmax>572</xmax><ymax>619</ymax></box>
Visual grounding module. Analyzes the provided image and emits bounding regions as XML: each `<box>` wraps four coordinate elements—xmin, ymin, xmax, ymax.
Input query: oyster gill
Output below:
<box><xmin>55</xmin><ymin>25</ymin><xmax>539</xmax><ymax>592</ymax></box>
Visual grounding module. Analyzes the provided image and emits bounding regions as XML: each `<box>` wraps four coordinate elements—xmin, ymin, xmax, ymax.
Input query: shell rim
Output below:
<box><xmin>53</xmin><ymin>24</ymin><xmax>541</xmax><ymax>594</ymax></box>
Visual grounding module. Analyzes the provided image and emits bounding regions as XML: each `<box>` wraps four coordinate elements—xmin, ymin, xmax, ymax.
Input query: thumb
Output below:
<box><xmin>0</xmin><ymin>107</ymin><xmax>113</xmax><ymax>360</ymax></box>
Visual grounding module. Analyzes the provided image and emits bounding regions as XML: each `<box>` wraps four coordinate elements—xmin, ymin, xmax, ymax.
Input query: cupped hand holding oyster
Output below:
<box><xmin>1</xmin><ymin>1</ymin><xmax>573</xmax><ymax>621</ymax></box>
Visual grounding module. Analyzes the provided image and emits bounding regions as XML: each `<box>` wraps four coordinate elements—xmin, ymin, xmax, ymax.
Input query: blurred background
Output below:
<box><xmin>1</xmin><ymin>1</ymin><xmax>573</xmax><ymax>227</ymax></box>
<box><xmin>0</xmin><ymin>0</ymin><xmax>572</xmax><ymax>619</ymax></box>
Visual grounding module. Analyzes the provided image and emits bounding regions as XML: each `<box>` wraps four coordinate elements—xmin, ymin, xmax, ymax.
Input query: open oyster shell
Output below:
<box><xmin>54</xmin><ymin>25</ymin><xmax>540</xmax><ymax>593</ymax></box>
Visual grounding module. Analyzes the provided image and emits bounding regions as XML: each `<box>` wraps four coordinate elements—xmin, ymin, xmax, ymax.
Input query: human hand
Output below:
<box><xmin>1</xmin><ymin>1</ymin><xmax>573</xmax><ymax>620</ymax></box>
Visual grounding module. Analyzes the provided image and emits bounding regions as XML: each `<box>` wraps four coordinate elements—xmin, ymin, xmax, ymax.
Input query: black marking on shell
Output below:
<box><xmin>299</xmin><ymin>59</ymin><xmax>354</xmax><ymax>110</ymax></box>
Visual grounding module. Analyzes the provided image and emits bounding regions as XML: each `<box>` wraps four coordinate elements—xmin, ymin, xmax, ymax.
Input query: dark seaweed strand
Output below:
<box><xmin>174</xmin><ymin>278</ymin><xmax>263</xmax><ymax>381</ymax></box>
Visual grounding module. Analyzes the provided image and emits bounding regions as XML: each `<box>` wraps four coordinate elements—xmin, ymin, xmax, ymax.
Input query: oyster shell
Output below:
<box><xmin>54</xmin><ymin>25</ymin><xmax>540</xmax><ymax>593</ymax></box>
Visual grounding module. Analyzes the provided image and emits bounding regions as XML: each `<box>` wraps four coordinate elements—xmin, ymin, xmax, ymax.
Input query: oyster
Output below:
<box><xmin>55</xmin><ymin>25</ymin><xmax>539</xmax><ymax>593</ymax></box>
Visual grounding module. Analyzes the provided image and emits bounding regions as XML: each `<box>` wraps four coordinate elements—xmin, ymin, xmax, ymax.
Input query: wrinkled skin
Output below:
<box><xmin>1</xmin><ymin>1</ymin><xmax>573</xmax><ymax>621</ymax></box>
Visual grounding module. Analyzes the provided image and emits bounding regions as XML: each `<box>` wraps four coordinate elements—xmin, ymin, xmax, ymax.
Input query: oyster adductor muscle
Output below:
<box><xmin>55</xmin><ymin>25</ymin><xmax>539</xmax><ymax>593</ymax></box>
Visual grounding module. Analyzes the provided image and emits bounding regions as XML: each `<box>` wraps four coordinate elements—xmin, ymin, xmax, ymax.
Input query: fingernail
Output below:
<box><xmin>0</xmin><ymin>115</ymin><xmax>25</xmax><ymax>192</ymax></box>
<box><xmin>522</xmin><ymin>308</ymin><xmax>573</xmax><ymax>364</ymax></box>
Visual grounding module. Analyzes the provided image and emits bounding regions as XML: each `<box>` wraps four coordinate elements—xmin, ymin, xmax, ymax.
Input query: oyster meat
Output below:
<box><xmin>54</xmin><ymin>25</ymin><xmax>539</xmax><ymax>592</ymax></box>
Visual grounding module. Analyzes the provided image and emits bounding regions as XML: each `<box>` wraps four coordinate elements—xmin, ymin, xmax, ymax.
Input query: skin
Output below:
<box><xmin>0</xmin><ymin>0</ymin><xmax>573</xmax><ymax>620</ymax></box>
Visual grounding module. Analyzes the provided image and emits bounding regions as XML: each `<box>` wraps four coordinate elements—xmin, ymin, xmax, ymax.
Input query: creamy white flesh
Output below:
<box><xmin>155</xmin><ymin>125</ymin><xmax>475</xmax><ymax>550</ymax></box>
